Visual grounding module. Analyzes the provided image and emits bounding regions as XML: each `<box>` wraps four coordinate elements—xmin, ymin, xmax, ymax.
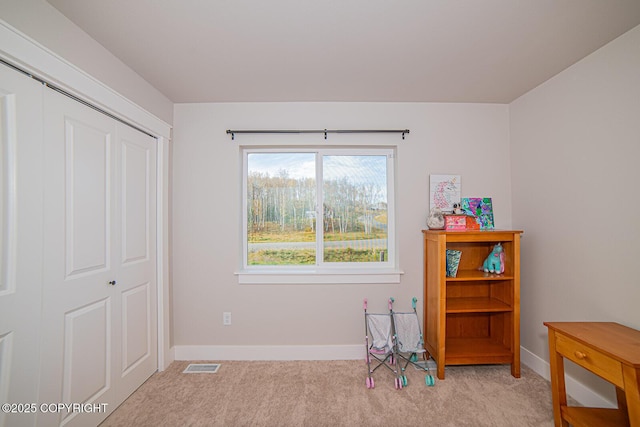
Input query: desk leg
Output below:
<box><xmin>623</xmin><ymin>365</ymin><xmax>640</xmax><ymax>426</ymax></box>
<box><xmin>548</xmin><ymin>330</ymin><xmax>569</xmax><ymax>427</ymax></box>
<box><xmin>616</xmin><ymin>387</ymin><xmax>628</xmax><ymax>420</ymax></box>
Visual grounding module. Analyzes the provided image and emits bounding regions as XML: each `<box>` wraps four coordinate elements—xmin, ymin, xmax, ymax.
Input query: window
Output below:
<box><xmin>240</xmin><ymin>147</ymin><xmax>400</xmax><ymax>283</ymax></box>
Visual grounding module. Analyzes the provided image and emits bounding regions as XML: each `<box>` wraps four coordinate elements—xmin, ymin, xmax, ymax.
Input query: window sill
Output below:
<box><xmin>235</xmin><ymin>269</ymin><xmax>404</xmax><ymax>284</ymax></box>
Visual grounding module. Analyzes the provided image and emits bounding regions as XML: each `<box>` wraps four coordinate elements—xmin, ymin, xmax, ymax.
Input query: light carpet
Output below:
<box><xmin>100</xmin><ymin>360</ymin><xmax>555</xmax><ymax>426</ymax></box>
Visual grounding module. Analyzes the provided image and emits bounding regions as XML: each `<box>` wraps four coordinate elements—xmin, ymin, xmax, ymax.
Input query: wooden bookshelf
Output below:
<box><xmin>422</xmin><ymin>229</ymin><xmax>523</xmax><ymax>379</ymax></box>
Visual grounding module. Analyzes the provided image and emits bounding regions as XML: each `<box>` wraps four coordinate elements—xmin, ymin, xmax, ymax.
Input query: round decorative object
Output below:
<box><xmin>427</xmin><ymin>207</ymin><xmax>445</xmax><ymax>229</ymax></box>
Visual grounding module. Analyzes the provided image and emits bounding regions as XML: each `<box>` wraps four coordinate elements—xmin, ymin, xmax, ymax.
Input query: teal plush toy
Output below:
<box><xmin>482</xmin><ymin>243</ymin><xmax>505</xmax><ymax>274</ymax></box>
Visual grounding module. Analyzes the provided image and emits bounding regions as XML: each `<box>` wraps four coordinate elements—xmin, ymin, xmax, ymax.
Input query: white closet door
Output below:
<box><xmin>114</xmin><ymin>121</ymin><xmax>157</xmax><ymax>404</ymax></box>
<box><xmin>0</xmin><ymin>64</ymin><xmax>44</xmax><ymax>427</ymax></box>
<box><xmin>39</xmin><ymin>89</ymin><xmax>157</xmax><ymax>427</ymax></box>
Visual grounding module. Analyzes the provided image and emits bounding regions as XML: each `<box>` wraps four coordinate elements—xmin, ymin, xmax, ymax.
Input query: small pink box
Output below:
<box><xmin>444</xmin><ymin>215</ymin><xmax>466</xmax><ymax>230</ymax></box>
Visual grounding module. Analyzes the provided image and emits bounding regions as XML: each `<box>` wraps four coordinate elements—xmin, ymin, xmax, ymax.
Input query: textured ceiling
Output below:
<box><xmin>47</xmin><ymin>0</ymin><xmax>640</xmax><ymax>103</ymax></box>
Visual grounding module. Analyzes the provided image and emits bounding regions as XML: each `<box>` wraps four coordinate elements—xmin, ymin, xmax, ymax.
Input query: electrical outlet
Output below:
<box><xmin>223</xmin><ymin>312</ymin><xmax>231</xmax><ymax>326</ymax></box>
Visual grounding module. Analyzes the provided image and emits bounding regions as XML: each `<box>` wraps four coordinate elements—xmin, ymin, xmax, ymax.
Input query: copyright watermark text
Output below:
<box><xmin>2</xmin><ymin>402</ymin><xmax>108</xmax><ymax>414</ymax></box>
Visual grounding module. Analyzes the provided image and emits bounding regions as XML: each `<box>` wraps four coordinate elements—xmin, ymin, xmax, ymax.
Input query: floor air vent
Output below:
<box><xmin>412</xmin><ymin>359</ymin><xmax>438</xmax><ymax>371</ymax></box>
<box><xmin>183</xmin><ymin>363</ymin><xmax>221</xmax><ymax>373</ymax></box>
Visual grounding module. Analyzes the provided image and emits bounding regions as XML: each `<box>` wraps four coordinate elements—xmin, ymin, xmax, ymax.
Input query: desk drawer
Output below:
<box><xmin>555</xmin><ymin>332</ymin><xmax>624</xmax><ymax>388</ymax></box>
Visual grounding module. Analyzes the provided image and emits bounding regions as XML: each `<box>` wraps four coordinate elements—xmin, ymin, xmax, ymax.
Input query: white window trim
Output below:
<box><xmin>235</xmin><ymin>269</ymin><xmax>404</xmax><ymax>284</ymax></box>
<box><xmin>238</xmin><ymin>146</ymin><xmax>400</xmax><ymax>284</ymax></box>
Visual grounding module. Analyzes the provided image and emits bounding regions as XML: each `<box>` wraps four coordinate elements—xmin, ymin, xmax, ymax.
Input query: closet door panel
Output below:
<box><xmin>61</xmin><ymin>299</ymin><xmax>111</xmax><ymax>411</ymax></box>
<box><xmin>40</xmin><ymin>89</ymin><xmax>118</xmax><ymax>427</ymax></box>
<box><xmin>115</xmin><ymin>124</ymin><xmax>157</xmax><ymax>403</ymax></box>
<box><xmin>121</xmin><ymin>136</ymin><xmax>149</xmax><ymax>264</ymax></box>
<box><xmin>64</xmin><ymin>117</ymin><xmax>112</xmax><ymax>277</ymax></box>
<box><xmin>0</xmin><ymin>63</ymin><xmax>44</xmax><ymax>427</ymax></box>
<box><xmin>121</xmin><ymin>282</ymin><xmax>150</xmax><ymax>372</ymax></box>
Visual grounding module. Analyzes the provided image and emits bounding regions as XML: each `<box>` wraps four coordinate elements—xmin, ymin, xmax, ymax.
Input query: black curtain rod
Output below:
<box><xmin>226</xmin><ymin>129</ymin><xmax>410</xmax><ymax>140</ymax></box>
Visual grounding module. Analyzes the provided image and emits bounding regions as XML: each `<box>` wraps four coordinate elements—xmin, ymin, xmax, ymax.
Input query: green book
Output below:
<box><xmin>446</xmin><ymin>249</ymin><xmax>462</xmax><ymax>277</ymax></box>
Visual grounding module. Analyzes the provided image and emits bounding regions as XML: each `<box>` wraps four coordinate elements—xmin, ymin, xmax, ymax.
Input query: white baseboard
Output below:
<box><xmin>520</xmin><ymin>346</ymin><xmax>616</xmax><ymax>408</ymax></box>
<box><xmin>163</xmin><ymin>346</ymin><xmax>175</xmax><ymax>370</ymax></box>
<box><xmin>173</xmin><ymin>344</ymin><xmax>365</xmax><ymax>361</ymax></box>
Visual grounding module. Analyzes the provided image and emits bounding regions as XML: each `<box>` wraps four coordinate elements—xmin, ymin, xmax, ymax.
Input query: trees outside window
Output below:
<box><xmin>243</xmin><ymin>148</ymin><xmax>395</xmax><ymax>270</ymax></box>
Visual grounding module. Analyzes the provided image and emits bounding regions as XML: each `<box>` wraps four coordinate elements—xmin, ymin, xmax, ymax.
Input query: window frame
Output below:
<box><xmin>237</xmin><ymin>146</ymin><xmax>402</xmax><ymax>284</ymax></box>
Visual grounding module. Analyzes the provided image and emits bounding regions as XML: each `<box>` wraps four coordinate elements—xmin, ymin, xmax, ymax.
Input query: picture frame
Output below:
<box><xmin>460</xmin><ymin>197</ymin><xmax>495</xmax><ymax>230</ymax></box>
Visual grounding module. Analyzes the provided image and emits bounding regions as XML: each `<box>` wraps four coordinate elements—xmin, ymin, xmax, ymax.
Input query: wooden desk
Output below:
<box><xmin>545</xmin><ymin>322</ymin><xmax>640</xmax><ymax>427</ymax></box>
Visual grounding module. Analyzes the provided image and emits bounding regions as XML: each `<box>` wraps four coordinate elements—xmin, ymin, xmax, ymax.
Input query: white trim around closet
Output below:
<box><xmin>0</xmin><ymin>19</ymin><xmax>173</xmax><ymax>371</ymax></box>
<box><xmin>0</xmin><ymin>20</ymin><xmax>170</xmax><ymax>139</ymax></box>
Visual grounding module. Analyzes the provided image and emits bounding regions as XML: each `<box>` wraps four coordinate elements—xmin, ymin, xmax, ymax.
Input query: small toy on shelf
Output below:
<box><xmin>482</xmin><ymin>243</ymin><xmax>504</xmax><ymax>274</ymax></box>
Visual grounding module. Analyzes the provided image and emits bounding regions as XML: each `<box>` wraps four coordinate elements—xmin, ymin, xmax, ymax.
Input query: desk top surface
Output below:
<box><xmin>545</xmin><ymin>322</ymin><xmax>640</xmax><ymax>367</ymax></box>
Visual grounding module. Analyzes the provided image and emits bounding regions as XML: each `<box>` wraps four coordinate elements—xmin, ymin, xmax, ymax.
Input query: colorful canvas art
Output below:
<box><xmin>460</xmin><ymin>197</ymin><xmax>495</xmax><ymax>230</ymax></box>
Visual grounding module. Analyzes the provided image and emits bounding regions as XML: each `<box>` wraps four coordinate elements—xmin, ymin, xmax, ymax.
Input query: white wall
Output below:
<box><xmin>171</xmin><ymin>102</ymin><xmax>512</xmax><ymax>357</ymax></box>
<box><xmin>510</xmin><ymin>24</ymin><xmax>640</xmax><ymax>402</ymax></box>
<box><xmin>0</xmin><ymin>0</ymin><xmax>173</xmax><ymax>125</ymax></box>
